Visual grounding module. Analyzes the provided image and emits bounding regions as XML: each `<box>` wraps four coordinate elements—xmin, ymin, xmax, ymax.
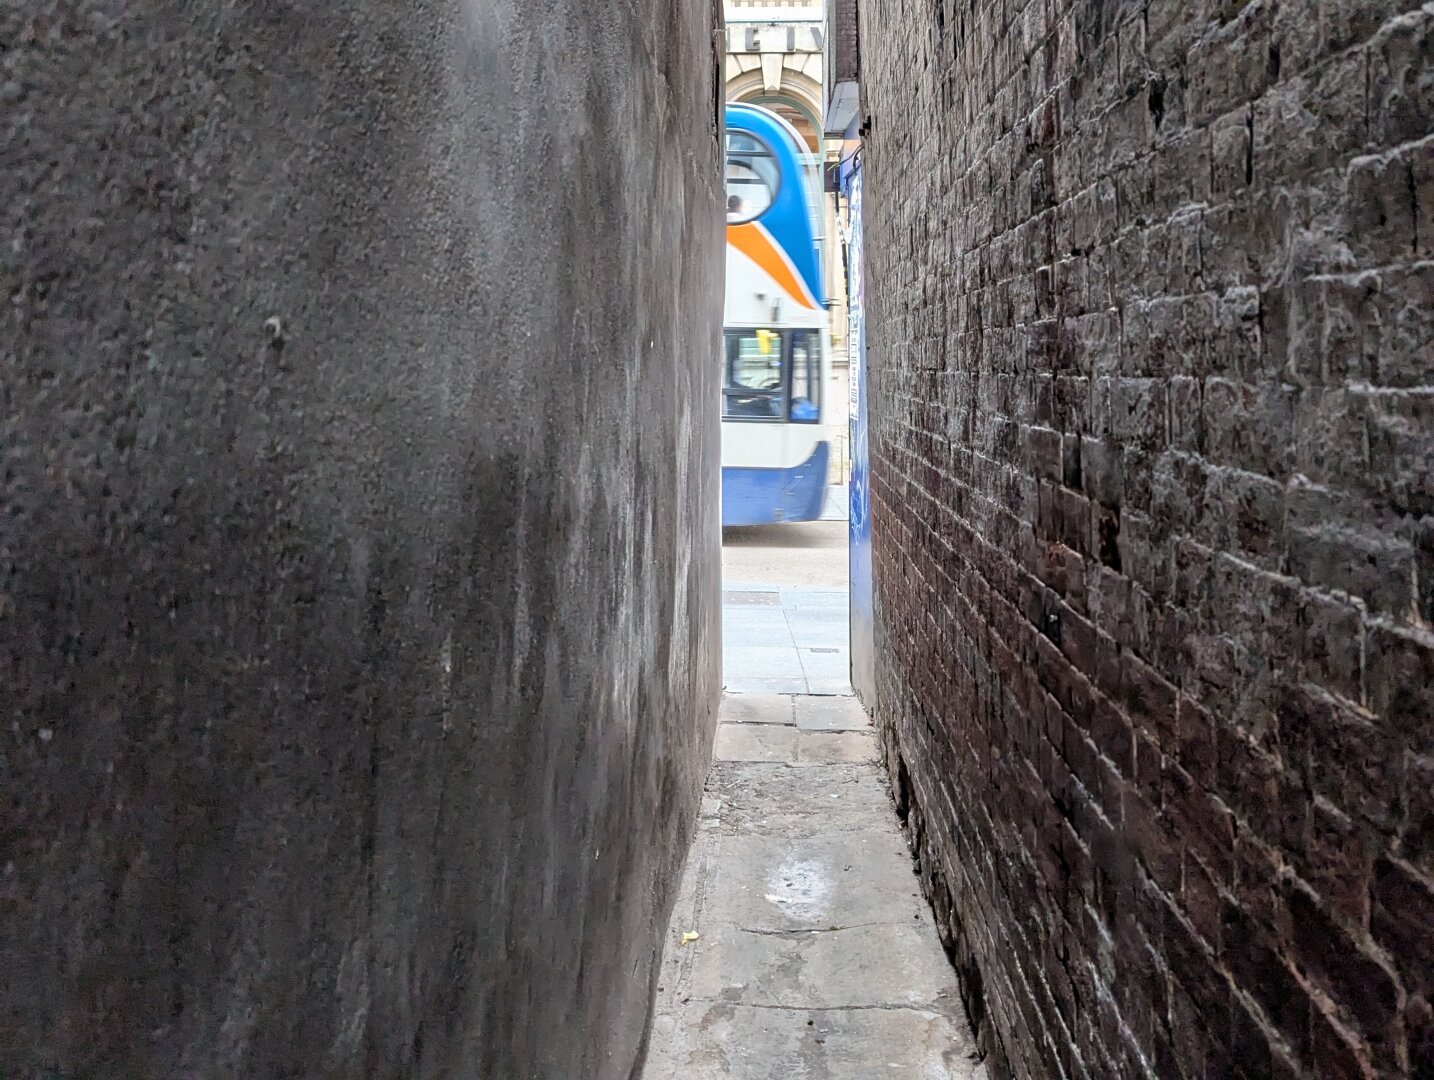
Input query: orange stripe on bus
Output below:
<box><xmin>727</xmin><ymin>223</ymin><xmax>818</xmax><ymax>310</ymax></box>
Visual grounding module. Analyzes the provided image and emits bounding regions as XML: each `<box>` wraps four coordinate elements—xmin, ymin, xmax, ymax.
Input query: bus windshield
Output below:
<box><xmin>725</xmin><ymin>132</ymin><xmax>780</xmax><ymax>223</ymax></box>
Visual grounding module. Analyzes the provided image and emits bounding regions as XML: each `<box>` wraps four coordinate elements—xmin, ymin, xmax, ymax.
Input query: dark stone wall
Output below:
<box><xmin>0</xmin><ymin>2</ymin><xmax>723</xmax><ymax>1076</ymax></box>
<box><xmin>858</xmin><ymin>0</ymin><xmax>1432</xmax><ymax>1076</ymax></box>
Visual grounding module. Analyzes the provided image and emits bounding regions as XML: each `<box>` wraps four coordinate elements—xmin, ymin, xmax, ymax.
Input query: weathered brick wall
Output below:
<box><xmin>828</xmin><ymin>0</ymin><xmax>861</xmax><ymax>83</ymax></box>
<box><xmin>858</xmin><ymin>0</ymin><xmax>1432</xmax><ymax>1075</ymax></box>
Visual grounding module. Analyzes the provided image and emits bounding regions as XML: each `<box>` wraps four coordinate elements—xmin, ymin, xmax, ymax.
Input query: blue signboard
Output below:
<box><xmin>844</xmin><ymin>155</ymin><xmax>875</xmax><ymax>704</ymax></box>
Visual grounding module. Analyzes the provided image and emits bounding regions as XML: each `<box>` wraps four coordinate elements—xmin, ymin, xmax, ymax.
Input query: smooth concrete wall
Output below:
<box><xmin>0</xmin><ymin>3</ymin><xmax>723</xmax><ymax>1076</ymax></box>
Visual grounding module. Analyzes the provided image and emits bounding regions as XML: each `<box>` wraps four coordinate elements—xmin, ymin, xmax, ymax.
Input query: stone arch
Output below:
<box><xmin>725</xmin><ymin>68</ymin><xmax>825</xmax><ymax>152</ymax></box>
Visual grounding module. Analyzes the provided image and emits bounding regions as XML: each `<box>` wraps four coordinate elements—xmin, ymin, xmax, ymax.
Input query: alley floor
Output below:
<box><xmin>643</xmin><ymin>517</ymin><xmax>984</xmax><ymax>1079</ymax></box>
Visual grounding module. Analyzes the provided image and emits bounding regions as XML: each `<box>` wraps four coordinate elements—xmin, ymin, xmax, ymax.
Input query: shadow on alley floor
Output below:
<box><xmin>644</xmin><ymin>510</ymin><xmax>986</xmax><ymax>1079</ymax></box>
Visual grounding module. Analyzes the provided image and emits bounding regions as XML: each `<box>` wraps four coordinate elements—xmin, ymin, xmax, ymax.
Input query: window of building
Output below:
<box><xmin>723</xmin><ymin>329</ymin><xmax>785</xmax><ymax>419</ymax></box>
<box><xmin>726</xmin><ymin>131</ymin><xmax>780</xmax><ymax>223</ymax></box>
<box><xmin>764</xmin><ymin>101</ymin><xmax>820</xmax><ymax>154</ymax></box>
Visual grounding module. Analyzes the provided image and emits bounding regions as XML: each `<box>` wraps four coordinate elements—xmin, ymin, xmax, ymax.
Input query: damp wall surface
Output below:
<box><xmin>858</xmin><ymin>0</ymin><xmax>1433</xmax><ymax>1075</ymax></box>
<box><xmin>1</xmin><ymin>2</ymin><xmax>723</xmax><ymax>1076</ymax></box>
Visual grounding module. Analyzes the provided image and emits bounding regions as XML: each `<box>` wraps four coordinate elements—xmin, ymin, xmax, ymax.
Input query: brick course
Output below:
<box><xmin>857</xmin><ymin>0</ymin><xmax>1433</xmax><ymax>1075</ymax></box>
<box><xmin>829</xmin><ymin>0</ymin><xmax>861</xmax><ymax>84</ymax></box>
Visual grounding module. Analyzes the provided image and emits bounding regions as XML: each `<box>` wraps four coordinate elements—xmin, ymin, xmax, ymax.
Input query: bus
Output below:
<box><xmin>721</xmin><ymin>102</ymin><xmax>831</xmax><ymax>527</ymax></box>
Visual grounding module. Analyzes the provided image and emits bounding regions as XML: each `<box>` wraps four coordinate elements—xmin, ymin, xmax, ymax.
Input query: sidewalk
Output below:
<box><xmin>722</xmin><ymin>582</ymin><xmax>851</xmax><ymax>696</ymax></box>
<box><xmin>643</xmin><ymin>692</ymin><xmax>985</xmax><ymax>1079</ymax></box>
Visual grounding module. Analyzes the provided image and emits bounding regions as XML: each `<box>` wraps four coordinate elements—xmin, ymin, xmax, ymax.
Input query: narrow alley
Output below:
<box><xmin>646</xmin><ymin>519</ymin><xmax>984</xmax><ymax>1079</ymax></box>
<box><xmin>4</xmin><ymin>0</ymin><xmax>1431</xmax><ymax>1077</ymax></box>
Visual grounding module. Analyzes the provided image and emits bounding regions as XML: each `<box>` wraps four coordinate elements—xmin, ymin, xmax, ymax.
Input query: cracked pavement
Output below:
<box><xmin>643</xmin><ymin>693</ymin><xmax>987</xmax><ymax>1079</ymax></box>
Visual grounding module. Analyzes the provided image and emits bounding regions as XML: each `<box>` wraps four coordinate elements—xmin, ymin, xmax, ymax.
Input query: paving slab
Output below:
<box><xmin>723</xmin><ymin>587</ymin><xmax>783</xmax><ymax>605</ymax></box>
<box><xmin>722</xmin><ymin>616</ymin><xmax>795</xmax><ymax>641</ymax></box>
<box><xmin>795</xmin><ymin>695</ymin><xmax>871</xmax><ymax>731</ymax></box>
<box><xmin>722</xmin><ymin>578</ymin><xmax>851</xmax><ymax>694</ymax></box>
<box><xmin>778</xmin><ymin>586</ymin><xmax>849</xmax><ymax>611</ymax></box>
<box><xmin>724</xmin><ymin>676</ymin><xmax>811</xmax><ymax>695</ymax></box>
<box><xmin>798</xmin><ymin>650</ymin><xmax>854</xmax><ymax>683</ymax></box>
<box><xmin>797</xmin><ymin>729</ymin><xmax>879</xmax><ymax>764</ymax></box>
<box><xmin>719</xmin><ymin>694</ymin><xmax>795</xmax><ymax>725</ymax></box>
<box><xmin>785</xmin><ymin>613</ymin><xmax>850</xmax><ymax>646</ymax></box>
<box><xmin>645</xmin><ymin>1000</ymin><xmax>984</xmax><ymax>1080</ymax></box>
<box><xmin>704</xmin><ymin>830</ymin><xmax>926</xmax><ymax>930</ymax></box>
<box><xmin>687</xmin><ymin>921</ymin><xmax>961</xmax><ymax>1010</ymax></box>
<box><xmin>724</xmin><ymin>645</ymin><xmax>806</xmax><ymax>680</ymax></box>
<box><xmin>714</xmin><ymin>723</ymin><xmax>797</xmax><ymax>763</ymax></box>
<box><xmin>708</xmin><ymin>762</ymin><xmax>892</xmax><ymax>837</ymax></box>
<box><xmin>725</xmin><ymin>622</ymin><xmax>800</xmax><ymax>648</ymax></box>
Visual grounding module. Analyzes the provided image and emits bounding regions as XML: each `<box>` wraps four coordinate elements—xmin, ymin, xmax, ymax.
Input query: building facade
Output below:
<box><xmin>724</xmin><ymin>0</ymin><xmax>851</xmax><ymax>482</ymax></box>
<box><xmin>724</xmin><ymin>2</ymin><xmax>827</xmax><ymax>150</ymax></box>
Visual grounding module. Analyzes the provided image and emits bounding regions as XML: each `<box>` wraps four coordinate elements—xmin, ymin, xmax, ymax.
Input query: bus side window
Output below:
<box><xmin>789</xmin><ymin>331</ymin><xmax>820</xmax><ymax>423</ymax></box>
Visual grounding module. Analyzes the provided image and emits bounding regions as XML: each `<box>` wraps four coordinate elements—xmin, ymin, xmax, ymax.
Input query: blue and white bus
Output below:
<box><xmin>721</xmin><ymin>103</ymin><xmax>831</xmax><ymax>527</ymax></box>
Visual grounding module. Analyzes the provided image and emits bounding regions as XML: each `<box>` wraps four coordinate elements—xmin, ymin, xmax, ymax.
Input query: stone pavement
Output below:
<box><xmin>722</xmin><ymin>583</ymin><xmax>851</xmax><ymax>696</ymax></box>
<box><xmin>643</xmin><ymin>692</ymin><xmax>986</xmax><ymax>1079</ymax></box>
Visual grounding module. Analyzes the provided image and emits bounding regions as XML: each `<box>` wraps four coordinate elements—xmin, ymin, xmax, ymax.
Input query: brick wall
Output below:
<box><xmin>828</xmin><ymin>0</ymin><xmax>860</xmax><ymax>84</ymax></box>
<box><xmin>857</xmin><ymin>0</ymin><xmax>1432</xmax><ymax>1076</ymax></box>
